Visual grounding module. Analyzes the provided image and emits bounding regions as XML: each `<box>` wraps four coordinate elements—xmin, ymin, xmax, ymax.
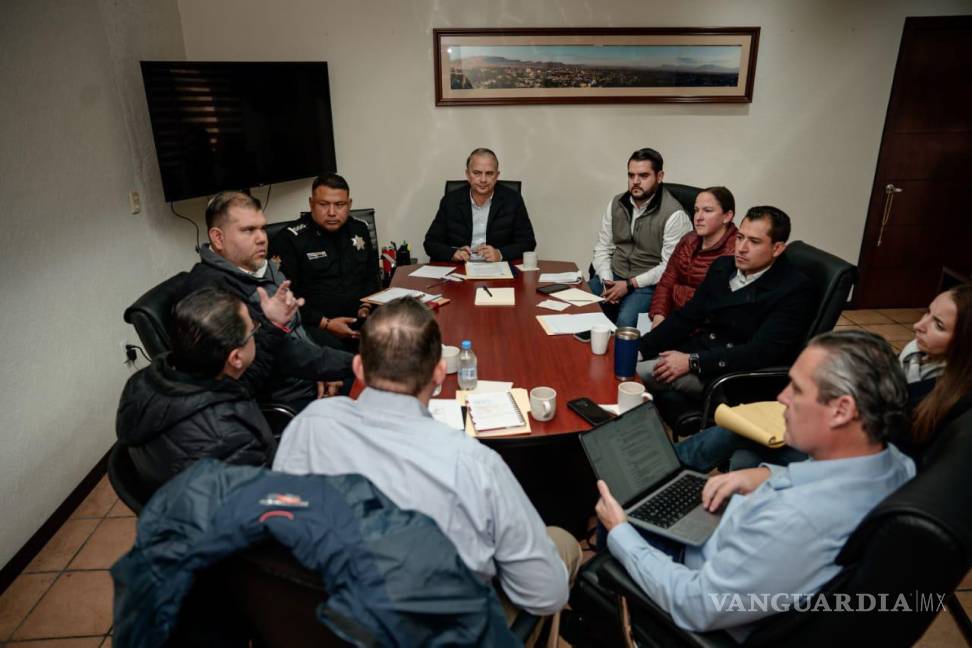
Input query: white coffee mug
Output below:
<box><xmin>442</xmin><ymin>345</ymin><xmax>460</xmax><ymax>374</ymax></box>
<box><xmin>522</xmin><ymin>251</ymin><xmax>538</xmax><ymax>269</ymax></box>
<box><xmin>591</xmin><ymin>325</ymin><xmax>611</xmax><ymax>355</ymax></box>
<box><xmin>618</xmin><ymin>381</ymin><xmax>649</xmax><ymax>413</ymax></box>
<box><xmin>529</xmin><ymin>386</ymin><xmax>557</xmax><ymax>422</ymax></box>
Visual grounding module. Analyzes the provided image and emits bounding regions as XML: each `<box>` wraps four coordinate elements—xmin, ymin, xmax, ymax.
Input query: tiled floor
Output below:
<box><xmin>1</xmin><ymin>308</ymin><xmax>969</xmax><ymax>647</ymax></box>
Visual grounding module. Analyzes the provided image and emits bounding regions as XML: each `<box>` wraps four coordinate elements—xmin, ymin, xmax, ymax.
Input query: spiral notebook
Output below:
<box><xmin>457</xmin><ymin>388</ymin><xmax>532</xmax><ymax>437</ymax></box>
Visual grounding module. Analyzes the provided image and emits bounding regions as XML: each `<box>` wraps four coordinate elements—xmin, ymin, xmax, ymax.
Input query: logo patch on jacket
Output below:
<box><xmin>287</xmin><ymin>223</ymin><xmax>306</xmax><ymax>235</ymax></box>
<box><xmin>259</xmin><ymin>493</ymin><xmax>309</xmax><ymax>508</ymax></box>
<box><xmin>306</xmin><ymin>251</ymin><xmax>328</xmax><ymax>260</ymax></box>
<box><xmin>351</xmin><ymin>234</ymin><xmax>366</xmax><ymax>250</ymax></box>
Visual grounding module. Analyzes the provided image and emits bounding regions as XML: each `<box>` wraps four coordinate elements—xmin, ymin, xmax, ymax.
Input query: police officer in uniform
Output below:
<box><xmin>272</xmin><ymin>174</ymin><xmax>379</xmax><ymax>351</ymax></box>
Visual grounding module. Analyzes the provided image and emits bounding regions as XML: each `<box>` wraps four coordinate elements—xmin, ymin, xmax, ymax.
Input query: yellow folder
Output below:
<box><xmin>714</xmin><ymin>401</ymin><xmax>787</xmax><ymax>448</ymax></box>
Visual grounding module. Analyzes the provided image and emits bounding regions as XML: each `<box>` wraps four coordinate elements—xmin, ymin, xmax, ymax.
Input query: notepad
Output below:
<box><xmin>465</xmin><ymin>261</ymin><xmax>514</xmax><ymax>279</ymax></box>
<box><xmin>554</xmin><ymin>288</ymin><xmax>604</xmax><ymax>306</ymax></box>
<box><xmin>714</xmin><ymin>402</ymin><xmax>787</xmax><ymax>448</ymax></box>
<box><xmin>536</xmin><ymin>312</ymin><xmax>617</xmax><ymax>335</ymax></box>
<box><xmin>408</xmin><ymin>265</ymin><xmax>456</xmax><ymax>279</ymax></box>
<box><xmin>537</xmin><ymin>299</ymin><xmax>570</xmax><ymax>312</ymax></box>
<box><xmin>363</xmin><ymin>287</ymin><xmax>443</xmax><ymax>305</ymax></box>
<box><xmin>475</xmin><ymin>287</ymin><xmax>515</xmax><ymax>306</ymax></box>
<box><xmin>538</xmin><ymin>271</ymin><xmax>582</xmax><ymax>284</ymax></box>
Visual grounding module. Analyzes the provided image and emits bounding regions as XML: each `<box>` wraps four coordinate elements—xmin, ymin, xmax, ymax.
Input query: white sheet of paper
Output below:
<box><xmin>515</xmin><ymin>264</ymin><xmax>539</xmax><ymax>272</ymax></box>
<box><xmin>554</xmin><ymin>288</ymin><xmax>604</xmax><ymax>305</ymax></box>
<box><xmin>636</xmin><ymin>312</ymin><xmax>653</xmax><ymax>335</ymax></box>
<box><xmin>408</xmin><ymin>265</ymin><xmax>456</xmax><ymax>279</ymax></box>
<box><xmin>538</xmin><ymin>312</ymin><xmax>617</xmax><ymax>335</ymax></box>
<box><xmin>428</xmin><ymin>399</ymin><xmax>465</xmax><ymax>430</ymax></box>
<box><xmin>538</xmin><ymin>271</ymin><xmax>582</xmax><ymax>283</ymax></box>
<box><xmin>367</xmin><ymin>287</ymin><xmax>424</xmax><ymax>303</ymax></box>
<box><xmin>598</xmin><ymin>404</ymin><xmax>621</xmax><ymax>416</ymax></box>
<box><xmin>465</xmin><ymin>262</ymin><xmax>512</xmax><ymax>278</ymax></box>
<box><xmin>537</xmin><ymin>299</ymin><xmax>570</xmax><ymax>312</ymax></box>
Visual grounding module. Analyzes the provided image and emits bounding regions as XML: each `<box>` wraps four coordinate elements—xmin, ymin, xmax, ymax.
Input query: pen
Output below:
<box><xmin>483</xmin><ymin>286</ymin><xmax>493</xmax><ymax>297</ymax></box>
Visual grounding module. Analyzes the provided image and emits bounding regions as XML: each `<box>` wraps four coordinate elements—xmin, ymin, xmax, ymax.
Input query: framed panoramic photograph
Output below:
<box><xmin>434</xmin><ymin>27</ymin><xmax>760</xmax><ymax>106</ymax></box>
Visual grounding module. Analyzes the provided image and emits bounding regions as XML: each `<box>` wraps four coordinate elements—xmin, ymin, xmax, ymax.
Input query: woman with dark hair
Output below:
<box><xmin>676</xmin><ymin>284</ymin><xmax>972</xmax><ymax>471</ymax></box>
<box><xmin>648</xmin><ymin>186</ymin><xmax>737</xmax><ymax>328</ymax></box>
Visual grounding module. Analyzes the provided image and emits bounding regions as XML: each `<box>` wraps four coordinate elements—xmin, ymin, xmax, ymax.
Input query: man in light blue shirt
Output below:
<box><xmin>274</xmin><ymin>297</ymin><xmax>581</xmax><ymax>635</ymax></box>
<box><xmin>596</xmin><ymin>330</ymin><xmax>916</xmax><ymax>640</ymax></box>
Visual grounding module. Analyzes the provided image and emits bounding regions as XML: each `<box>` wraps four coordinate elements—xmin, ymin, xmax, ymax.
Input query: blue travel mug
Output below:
<box><xmin>614</xmin><ymin>327</ymin><xmax>641</xmax><ymax>380</ymax></box>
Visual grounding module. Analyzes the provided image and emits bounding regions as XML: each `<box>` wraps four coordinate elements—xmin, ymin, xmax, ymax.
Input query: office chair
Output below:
<box><xmin>444</xmin><ymin>179</ymin><xmax>522</xmax><ymax>196</ymax></box>
<box><xmin>656</xmin><ymin>241</ymin><xmax>858</xmax><ymax>439</ymax></box>
<box><xmin>123</xmin><ymin>272</ymin><xmax>189</xmax><ymax>359</ymax></box>
<box><xmin>569</xmin><ymin>403</ymin><xmax>972</xmax><ymax>647</ymax></box>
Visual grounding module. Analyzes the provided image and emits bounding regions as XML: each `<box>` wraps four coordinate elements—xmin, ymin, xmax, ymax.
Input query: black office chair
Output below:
<box><xmin>123</xmin><ymin>272</ymin><xmax>189</xmax><ymax>359</ymax></box>
<box><xmin>444</xmin><ymin>179</ymin><xmax>522</xmax><ymax>196</ymax></box>
<box><xmin>569</xmin><ymin>404</ymin><xmax>972</xmax><ymax>647</ymax></box>
<box><xmin>657</xmin><ymin>241</ymin><xmax>858</xmax><ymax>439</ymax></box>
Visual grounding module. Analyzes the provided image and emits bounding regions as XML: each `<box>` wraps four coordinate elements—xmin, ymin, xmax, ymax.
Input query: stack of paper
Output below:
<box><xmin>475</xmin><ymin>287</ymin><xmax>515</xmax><ymax>306</ymax></box>
<box><xmin>466</xmin><ymin>392</ymin><xmax>526</xmax><ymax>431</ymax></box>
<box><xmin>539</xmin><ymin>271</ymin><xmax>582</xmax><ymax>283</ymax></box>
<box><xmin>465</xmin><ymin>261</ymin><xmax>514</xmax><ymax>279</ymax></box>
<box><xmin>408</xmin><ymin>265</ymin><xmax>456</xmax><ymax>279</ymax></box>
<box><xmin>363</xmin><ymin>287</ymin><xmax>442</xmax><ymax>305</ymax></box>
<box><xmin>714</xmin><ymin>402</ymin><xmax>787</xmax><ymax>448</ymax></box>
<box><xmin>554</xmin><ymin>288</ymin><xmax>604</xmax><ymax>306</ymax></box>
<box><xmin>428</xmin><ymin>399</ymin><xmax>465</xmax><ymax>430</ymax></box>
<box><xmin>537</xmin><ymin>299</ymin><xmax>570</xmax><ymax>312</ymax></box>
<box><xmin>536</xmin><ymin>312</ymin><xmax>617</xmax><ymax>335</ymax></box>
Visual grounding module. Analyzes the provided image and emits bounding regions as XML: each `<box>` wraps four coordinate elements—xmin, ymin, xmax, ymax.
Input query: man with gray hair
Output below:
<box><xmin>274</xmin><ymin>297</ymin><xmax>580</xmax><ymax>640</ymax></box>
<box><xmin>423</xmin><ymin>147</ymin><xmax>537</xmax><ymax>262</ymax></box>
<box><xmin>595</xmin><ymin>330</ymin><xmax>916</xmax><ymax>640</ymax></box>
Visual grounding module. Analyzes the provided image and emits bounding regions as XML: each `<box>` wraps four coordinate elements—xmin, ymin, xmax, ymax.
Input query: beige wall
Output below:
<box><xmin>0</xmin><ymin>0</ymin><xmax>188</xmax><ymax>566</ymax></box>
<box><xmin>176</xmin><ymin>0</ymin><xmax>971</xmax><ymax>271</ymax></box>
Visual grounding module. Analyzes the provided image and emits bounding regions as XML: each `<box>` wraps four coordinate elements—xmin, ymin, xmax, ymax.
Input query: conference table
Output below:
<box><xmin>378</xmin><ymin>259</ymin><xmax>633</xmax><ymax>534</ymax></box>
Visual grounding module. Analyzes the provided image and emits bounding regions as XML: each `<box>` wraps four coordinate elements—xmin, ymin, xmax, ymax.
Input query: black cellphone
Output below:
<box><xmin>567</xmin><ymin>397</ymin><xmax>615</xmax><ymax>426</ymax></box>
<box><xmin>537</xmin><ymin>283</ymin><xmax>570</xmax><ymax>295</ymax></box>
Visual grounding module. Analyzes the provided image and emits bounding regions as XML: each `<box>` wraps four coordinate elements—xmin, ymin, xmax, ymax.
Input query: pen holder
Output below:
<box><xmin>614</xmin><ymin>327</ymin><xmax>640</xmax><ymax>380</ymax></box>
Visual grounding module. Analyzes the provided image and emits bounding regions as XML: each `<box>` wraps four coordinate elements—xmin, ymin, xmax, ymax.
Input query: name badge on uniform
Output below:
<box><xmin>306</xmin><ymin>251</ymin><xmax>328</xmax><ymax>260</ymax></box>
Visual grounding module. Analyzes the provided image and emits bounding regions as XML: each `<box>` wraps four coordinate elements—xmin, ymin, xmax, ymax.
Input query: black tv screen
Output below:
<box><xmin>140</xmin><ymin>61</ymin><xmax>337</xmax><ymax>202</ymax></box>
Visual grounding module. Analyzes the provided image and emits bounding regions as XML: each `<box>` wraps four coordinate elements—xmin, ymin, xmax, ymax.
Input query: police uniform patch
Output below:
<box><xmin>306</xmin><ymin>251</ymin><xmax>328</xmax><ymax>260</ymax></box>
<box><xmin>351</xmin><ymin>235</ymin><xmax>366</xmax><ymax>250</ymax></box>
<box><xmin>287</xmin><ymin>223</ymin><xmax>307</xmax><ymax>236</ymax></box>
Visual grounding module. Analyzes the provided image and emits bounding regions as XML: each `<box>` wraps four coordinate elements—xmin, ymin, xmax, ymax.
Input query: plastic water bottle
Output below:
<box><xmin>457</xmin><ymin>340</ymin><xmax>478</xmax><ymax>390</ymax></box>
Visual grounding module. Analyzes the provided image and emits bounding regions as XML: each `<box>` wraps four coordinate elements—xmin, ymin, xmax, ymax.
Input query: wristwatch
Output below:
<box><xmin>688</xmin><ymin>353</ymin><xmax>701</xmax><ymax>374</ymax></box>
<box><xmin>626</xmin><ymin>278</ymin><xmax>636</xmax><ymax>292</ymax></box>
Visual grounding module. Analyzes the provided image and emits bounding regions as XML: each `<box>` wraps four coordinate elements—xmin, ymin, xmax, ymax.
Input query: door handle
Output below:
<box><xmin>877</xmin><ymin>183</ymin><xmax>903</xmax><ymax>247</ymax></box>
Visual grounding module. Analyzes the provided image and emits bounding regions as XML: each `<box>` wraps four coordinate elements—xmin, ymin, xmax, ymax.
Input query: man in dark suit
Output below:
<box><xmin>423</xmin><ymin>148</ymin><xmax>536</xmax><ymax>262</ymax></box>
<box><xmin>637</xmin><ymin>206</ymin><xmax>815</xmax><ymax>397</ymax></box>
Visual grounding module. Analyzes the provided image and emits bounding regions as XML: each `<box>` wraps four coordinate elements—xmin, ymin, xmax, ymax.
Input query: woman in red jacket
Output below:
<box><xmin>648</xmin><ymin>186</ymin><xmax>738</xmax><ymax>328</ymax></box>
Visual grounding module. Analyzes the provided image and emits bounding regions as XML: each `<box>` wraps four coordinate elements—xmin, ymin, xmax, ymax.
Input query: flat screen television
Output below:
<box><xmin>140</xmin><ymin>61</ymin><xmax>337</xmax><ymax>203</ymax></box>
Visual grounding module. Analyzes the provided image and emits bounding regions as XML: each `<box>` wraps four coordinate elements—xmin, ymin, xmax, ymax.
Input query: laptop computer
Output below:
<box><xmin>579</xmin><ymin>401</ymin><xmax>721</xmax><ymax>546</ymax></box>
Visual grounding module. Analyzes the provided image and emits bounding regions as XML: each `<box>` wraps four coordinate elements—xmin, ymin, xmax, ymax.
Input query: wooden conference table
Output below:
<box><xmin>380</xmin><ymin>259</ymin><xmax>628</xmax><ymax>534</ymax></box>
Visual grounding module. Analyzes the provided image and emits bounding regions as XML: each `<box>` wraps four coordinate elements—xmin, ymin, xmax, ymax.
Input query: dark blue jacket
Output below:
<box><xmin>111</xmin><ymin>459</ymin><xmax>516</xmax><ymax>647</ymax></box>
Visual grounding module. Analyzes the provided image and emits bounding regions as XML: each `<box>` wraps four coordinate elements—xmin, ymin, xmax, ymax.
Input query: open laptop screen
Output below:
<box><xmin>580</xmin><ymin>402</ymin><xmax>682</xmax><ymax>507</ymax></box>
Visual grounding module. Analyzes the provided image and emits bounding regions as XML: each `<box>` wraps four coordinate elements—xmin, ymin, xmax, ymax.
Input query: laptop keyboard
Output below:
<box><xmin>629</xmin><ymin>474</ymin><xmax>707</xmax><ymax>529</ymax></box>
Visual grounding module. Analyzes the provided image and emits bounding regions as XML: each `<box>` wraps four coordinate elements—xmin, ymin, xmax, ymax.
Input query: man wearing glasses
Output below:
<box><xmin>272</xmin><ymin>174</ymin><xmax>380</xmax><ymax>352</ymax></box>
<box><xmin>116</xmin><ymin>287</ymin><xmax>289</xmax><ymax>492</ymax></box>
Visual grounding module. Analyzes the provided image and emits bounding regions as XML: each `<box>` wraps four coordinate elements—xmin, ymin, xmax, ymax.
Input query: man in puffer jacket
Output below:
<box><xmin>116</xmin><ymin>287</ymin><xmax>281</xmax><ymax>492</ymax></box>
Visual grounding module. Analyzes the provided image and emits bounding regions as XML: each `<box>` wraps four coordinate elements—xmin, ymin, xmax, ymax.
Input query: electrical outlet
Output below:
<box><xmin>129</xmin><ymin>191</ymin><xmax>141</xmax><ymax>214</ymax></box>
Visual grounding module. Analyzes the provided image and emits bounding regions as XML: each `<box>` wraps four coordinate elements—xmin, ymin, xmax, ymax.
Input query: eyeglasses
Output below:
<box><xmin>240</xmin><ymin>321</ymin><xmax>261</xmax><ymax>346</ymax></box>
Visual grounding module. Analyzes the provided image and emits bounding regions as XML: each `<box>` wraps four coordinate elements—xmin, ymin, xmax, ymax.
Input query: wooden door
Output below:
<box><xmin>855</xmin><ymin>15</ymin><xmax>972</xmax><ymax>308</ymax></box>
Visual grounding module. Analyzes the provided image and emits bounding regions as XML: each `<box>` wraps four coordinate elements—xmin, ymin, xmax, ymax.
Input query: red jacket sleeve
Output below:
<box><xmin>648</xmin><ymin>233</ymin><xmax>693</xmax><ymax>319</ymax></box>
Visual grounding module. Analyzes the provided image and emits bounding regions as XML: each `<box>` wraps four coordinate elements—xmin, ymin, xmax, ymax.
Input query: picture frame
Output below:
<box><xmin>434</xmin><ymin>27</ymin><xmax>760</xmax><ymax>106</ymax></box>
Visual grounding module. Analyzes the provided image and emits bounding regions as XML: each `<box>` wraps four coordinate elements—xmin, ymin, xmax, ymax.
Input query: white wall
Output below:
<box><xmin>0</xmin><ymin>0</ymin><xmax>189</xmax><ymax>566</ymax></box>
<box><xmin>176</xmin><ymin>0</ymin><xmax>971</xmax><ymax>271</ymax></box>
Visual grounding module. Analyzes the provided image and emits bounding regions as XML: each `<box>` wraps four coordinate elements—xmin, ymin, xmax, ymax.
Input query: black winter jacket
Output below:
<box><xmin>116</xmin><ymin>354</ymin><xmax>276</xmax><ymax>493</ymax></box>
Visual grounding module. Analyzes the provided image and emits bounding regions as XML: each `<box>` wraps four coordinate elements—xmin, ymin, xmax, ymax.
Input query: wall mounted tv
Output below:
<box><xmin>140</xmin><ymin>61</ymin><xmax>337</xmax><ymax>203</ymax></box>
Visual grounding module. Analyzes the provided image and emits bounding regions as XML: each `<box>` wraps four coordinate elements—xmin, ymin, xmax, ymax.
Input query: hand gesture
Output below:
<box><xmin>651</xmin><ymin>314</ymin><xmax>666</xmax><ymax>328</ymax></box>
<box><xmin>601</xmin><ymin>279</ymin><xmax>629</xmax><ymax>303</ymax></box>
<box><xmin>595</xmin><ymin>480</ymin><xmax>628</xmax><ymax>531</ymax></box>
<box><xmin>701</xmin><ymin>467</ymin><xmax>771</xmax><ymax>512</ymax></box>
<box><xmin>257</xmin><ymin>280</ymin><xmax>304</xmax><ymax>328</ymax></box>
<box><xmin>317</xmin><ymin>381</ymin><xmax>343</xmax><ymax>398</ymax></box>
<box><xmin>475</xmin><ymin>244</ymin><xmax>502</xmax><ymax>262</ymax></box>
<box><xmin>452</xmin><ymin>247</ymin><xmax>472</xmax><ymax>262</ymax></box>
<box><xmin>653</xmin><ymin>351</ymin><xmax>690</xmax><ymax>383</ymax></box>
<box><xmin>324</xmin><ymin>316</ymin><xmax>359</xmax><ymax>339</ymax></box>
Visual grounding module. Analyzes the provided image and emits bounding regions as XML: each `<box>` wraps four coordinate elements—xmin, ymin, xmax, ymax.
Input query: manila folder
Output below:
<box><xmin>714</xmin><ymin>401</ymin><xmax>786</xmax><ymax>448</ymax></box>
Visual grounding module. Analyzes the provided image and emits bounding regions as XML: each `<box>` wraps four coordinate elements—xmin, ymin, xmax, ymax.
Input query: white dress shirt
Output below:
<box><xmin>470</xmin><ymin>192</ymin><xmax>493</xmax><ymax>258</ymax></box>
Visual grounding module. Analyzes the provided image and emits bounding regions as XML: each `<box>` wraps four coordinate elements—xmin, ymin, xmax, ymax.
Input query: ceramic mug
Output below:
<box><xmin>591</xmin><ymin>325</ymin><xmax>612</xmax><ymax>355</ymax></box>
<box><xmin>442</xmin><ymin>345</ymin><xmax>460</xmax><ymax>374</ymax></box>
<box><xmin>529</xmin><ymin>386</ymin><xmax>557</xmax><ymax>422</ymax></box>
<box><xmin>522</xmin><ymin>251</ymin><xmax>538</xmax><ymax>269</ymax></box>
<box><xmin>618</xmin><ymin>381</ymin><xmax>649</xmax><ymax>413</ymax></box>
